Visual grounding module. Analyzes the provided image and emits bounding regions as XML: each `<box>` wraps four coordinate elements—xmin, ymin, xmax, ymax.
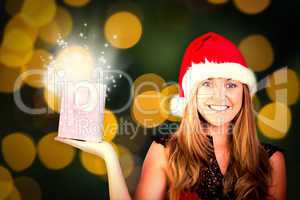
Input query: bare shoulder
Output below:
<box><xmin>147</xmin><ymin>141</ymin><xmax>169</xmax><ymax>171</ymax></box>
<box><xmin>268</xmin><ymin>151</ymin><xmax>287</xmax><ymax>200</ymax></box>
<box><xmin>269</xmin><ymin>150</ymin><xmax>286</xmax><ymax>168</ymax></box>
<box><xmin>134</xmin><ymin>141</ymin><xmax>169</xmax><ymax>200</ymax></box>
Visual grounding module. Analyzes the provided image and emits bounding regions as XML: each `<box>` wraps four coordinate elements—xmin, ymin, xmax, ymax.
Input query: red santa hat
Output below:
<box><xmin>170</xmin><ymin>32</ymin><xmax>257</xmax><ymax>117</ymax></box>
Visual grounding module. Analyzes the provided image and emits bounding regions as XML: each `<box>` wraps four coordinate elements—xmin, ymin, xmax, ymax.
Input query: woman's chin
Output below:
<box><xmin>206</xmin><ymin>119</ymin><xmax>231</xmax><ymax>127</ymax></box>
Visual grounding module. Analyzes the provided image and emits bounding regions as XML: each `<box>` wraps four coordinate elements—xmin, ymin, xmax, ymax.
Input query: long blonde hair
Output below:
<box><xmin>166</xmin><ymin>84</ymin><xmax>273</xmax><ymax>200</ymax></box>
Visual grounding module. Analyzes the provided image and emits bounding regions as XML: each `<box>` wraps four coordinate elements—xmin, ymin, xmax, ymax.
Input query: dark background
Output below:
<box><xmin>0</xmin><ymin>0</ymin><xmax>299</xmax><ymax>199</ymax></box>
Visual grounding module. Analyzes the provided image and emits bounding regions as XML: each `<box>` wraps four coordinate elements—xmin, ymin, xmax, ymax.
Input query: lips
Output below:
<box><xmin>208</xmin><ymin>105</ymin><xmax>231</xmax><ymax>112</ymax></box>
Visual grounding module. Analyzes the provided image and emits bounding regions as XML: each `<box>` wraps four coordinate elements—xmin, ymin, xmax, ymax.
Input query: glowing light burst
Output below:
<box><xmin>43</xmin><ymin>23</ymin><xmax>125</xmax><ymax>102</ymax></box>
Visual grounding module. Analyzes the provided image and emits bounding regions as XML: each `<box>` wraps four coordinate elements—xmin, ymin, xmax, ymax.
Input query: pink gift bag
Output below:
<box><xmin>58</xmin><ymin>81</ymin><xmax>106</xmax><ymax>142</ymax></box>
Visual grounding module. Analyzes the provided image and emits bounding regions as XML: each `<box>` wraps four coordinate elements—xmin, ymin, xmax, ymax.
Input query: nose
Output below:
<box><xmin>211</xmin><ymin>83</ymin><xmax>227</xmax><ymax>104</ymax></box>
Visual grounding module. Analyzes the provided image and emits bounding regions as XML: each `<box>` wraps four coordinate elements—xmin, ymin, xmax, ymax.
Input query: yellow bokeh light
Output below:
<box><xmin>104</xmin><ymin>11</ymin><xmax>142</xmax><ymax>49</ymax></box>
<box><xmin>80</xmin><ymin>151</ymin><xmax>107</xmax><ymax>175</ymax></box>
<box><xmin>207</xmin><ymin>0</ymin><xmax>229</xmax><ymax>5</ymax></box>
<box><xmin>39</xmin><ymin>6</ymin><xmax>73</xmax><ymax>44</ymax></box>
<box><xmin>160</xmin><ymin>84</ymin><xmax>181</xmax><ymax>122</ymax></box>
<box><xmin>63</xmin><ymin>0</ymin><xmax>90</xmax><ymax>7</ymax></box>
<box><xmin>0</xmin><ymin>63</ymin><xmax>22</xmax><ymax>93</ymax></box>
<box><xmin>14</xmin><ymin>176</ymin><xmax>42</xmax><ymax>200</ymax></box>
<box><xmin>103</xmin><ymin>109</ymin><xmax>118</xmax><ymax>142</ymax></box>
<box><xmin>3</xmin><ymin>29</ymin><xmax>33</xmax><ymax>52</ymax></box>
<box><xmin>118</xmin><ymin>145</ymin><xmax>134</xmax><ymax>178</ymax></box>
<box><xmin>1</xmin><ymin>132</ymin><xmax>36</xmax><ymax>172</ymax></box>
<box><xmin>233</xmin><ymin>0</ymin><xmax>271</xmax><ymax>15</ymax></box>
<box><xmin>80</xmin><ymin>143</ymin><xmax>119</xmax><ymax>175</ymax></box>
<box><xmin>43</xmin><ymin>88</ymin><xmax>61</xmax><ymax>113</ymax></box>
<box><xmin>21</xmin><ymin>49</ymin><xmax>52</xmax><ymax>88</ymax></box>
<box><xmin>5</xmin><ymin>0</ymin><xmax>24</xmax><ymax>16</ymax></box>
<box><xmin>239</xmin><ymin>34</ymin><xmax>274</xmax><ymax>72</ymax></box>
<box><xmin>55</xmin><ymin>45</ymin><xmax>94</xmax><ymax>81</ymax></box>
<box><xmin>266</xmin><ymin>68</ymin><xmax>299</xmax><ymax>105</ymax></box>
<box><xmin>252</xmin><ymin>95</ymin><xmax>261</xmax><ymax>112</ymax></box>
<box><xmin>132</xmin><ymin>90</ymin><xmax>167</xmax><ymax>128</ymax></box>
<box><xmin>38</xmin><ymin>132</ymin><xmax>76</xmax><ymax>170</ymax></box>
<box><xmin>20</xmin><ymin>0</ymin><xmax>57</xmax><ymax>27</ymax></box>
<box><xmin>0</xmin><ymin>166</ymin><xmax>14</xmax><ymax>199</ymax></box>
<box><xmin>0</xmin><ymin>46</ymin><xmax>33</xmax><ymax>67</ymax></box>
<box><xmin>133</xmin><ymin>73</ymin><xmax>165</xmax><ymax>96</ymax></box>
<box><xmin>4</xmin><ymin>185</ymin><xmax>21</xmax><ymax>200</ymax></box>
<box><xmin>3</xmin><ymin>15</ymin><xmax>37</xmax><ymax>52</ymax></box>
<box><xmin>257</xmin><ymin>102</ymin><xmax>291</xmax><ymax>140</ymax></box>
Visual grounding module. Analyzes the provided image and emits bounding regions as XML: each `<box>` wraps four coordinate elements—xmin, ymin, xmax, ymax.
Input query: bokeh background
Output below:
<box><xmin>0</xmin><ymin>0</ymin><xmax>299</xmax><ymax>199</ymax></box>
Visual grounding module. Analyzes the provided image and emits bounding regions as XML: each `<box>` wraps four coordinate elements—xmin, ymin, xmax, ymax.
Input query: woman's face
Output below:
<box><xmin>196</xmin><ymin>77</ymin><xmax>243</xmax><ymax>127</ymax></box>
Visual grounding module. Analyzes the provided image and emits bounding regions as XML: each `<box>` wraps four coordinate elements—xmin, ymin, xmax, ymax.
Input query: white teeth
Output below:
<box><xmin>208</xmin><ymin>105</ymin><xmax>229</xmax><ymax>111</ymax></box>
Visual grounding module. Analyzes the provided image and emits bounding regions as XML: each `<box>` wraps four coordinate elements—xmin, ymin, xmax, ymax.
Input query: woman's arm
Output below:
<box><xmin>268</xmin><ymin>151</ymin><xmax>287</xmax><ymax>200</ymax></box>
<box><xmin>134</xmin><ymin>141</ymin><xmax>168</xmax><ymax>200</ymax></box>
<box><xmin>54</xmin><ymin>138</ymin><xmax>131</xmax><ymax>200</ymax></box>
<box><xmin>104</xmin><ymin>148</ymin><xmax>131</xmax><ymax>200</ymax></box>
<box><xmin>54</xmin><ymin>138</ymin><xmax>168</xmax><ymax>200</ymax></box>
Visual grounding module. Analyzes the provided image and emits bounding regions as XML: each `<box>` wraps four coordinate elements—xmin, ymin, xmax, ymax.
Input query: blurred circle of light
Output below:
<box><xmin>0</xmin><ymin>64</ymin><xmax>22</xmax><ymax>93</ymax></box>
<box><xmin>118</xmin><ymin>145</ymin><xmax>135</xmax><ymax>178</ymax></box>
<box><xmin>104</xmin><ymin>11</ymin><xmax>142</xmax><ymax>49</ymax></box>
<box><xmin>80</xmin><ymin>143</ymin><xmax>119</xmax><ymax>175</ymax></box>
<box><xmin>257</xmin><ymin>102</ymin><xmax>291</xmax><ymax>140</ymax></box>
<box><xmin>39</xmin><ymin>6</ymin><xmax>73</xmax><ymax>45</ymax></box>
<box><xmin>2</xmin><ymin>15</ymin><xmax>37</xmax><ymax>52</ymax></box>
<box><xmin>14</xmin><ymin>176</ymin><xmax>42</xmax><ymax>200</ymax></box>
<box><xmin>103</xmin><ymin>109</ymin><xmax>118</xmax><ymax>142</ymax></box>
<box><xmin>0</xmin><ymin>166</ymin><xmax>14</xmax><ymax>199</ymax></box>
<box><xmin>133</xmin><ymin>73</ymin><xmax>165</xmax><ymax>96</ymax></box>
<box><xmin>22</xmin><ymin>49</ymin><xmax>52</xmax><ymax>88</ymax></box>
<box><xmin>131</xmin><ymin>90</ymin><xmax>167</xmax><ymax>128</ymax></box>
<box><xmin>160</xmin><ymin>84</ymin><xmax>181</xmax><ymax>122</ymax></box>
<box><xmin>38</xmin><ymin>132</ymin><xmax>76</xmax><ymax>170</ymax></box>
<box><xmin>20</xmin><ymin>0</ymin><xmax>57</xmax><ymax>27</ymax></box>
<box><xmin>233</xmin><ymin>0</ymin><xmax>271</xmax><ymax>15</ymax></box>
<box><xmin>4</xmin><ymin>185</ymin><xmax>21</xmax><ymax>200</ymax></box>
<box><xmin>54</xmin><ymin>45</ymin><xmax>94</xmax><ymax>81</ymax></box>
<box><xmin>0</xmin><ymin>46</ymin><xmax>33</xmax><ymax>67</ymax></box>
<box><xmin>43</xmin><ymin>88</ymin><xmax>61</xmax><ymax>113</ymax></box>
<box><xmin>63</xmin><ymin>0</ymin><xmax>90</xmax><ymax>7</ymax></box>
<box><xmin>239</xmin><ymin>34</ymin><xmax>274</xmax><ymax>72</ymax></box>
<box><xmin>80</xmin><ymin>152</ymin><xmax>107</xmax><ymax>175</ymax></box>
<box><xmin>252</xmin><ymin>95</ymin><xmax>262</xmax><ymax>112</ymax></box>
<box><xmin>5</xmin><ymin>0</ymin><xmax>24</xmax><ymax>16</ymax></box>
<box><xmin>207</xmin><ymin>0</ymin><xmax>229</xmax><ymax>5</ymax></box>
<box><xmin>266</xmin><ymin>68</ymin><xmax>299</xmax><ymax>105</ymax></box>
<box><xmin>1</xmin><ymin>132</ymin><xmax>36</xmax><ymax>172</ymax></box>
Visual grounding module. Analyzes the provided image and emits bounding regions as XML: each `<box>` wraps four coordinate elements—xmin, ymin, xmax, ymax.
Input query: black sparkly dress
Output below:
<box><xmin>153</xmin><ymin>133</ymin><xmax>285</xmax><ymax>200</ymax></box>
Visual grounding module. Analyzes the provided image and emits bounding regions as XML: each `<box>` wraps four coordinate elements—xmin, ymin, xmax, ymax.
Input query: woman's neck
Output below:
<box><xmin>208</xmin><ymin>123</ymin><xmax>231</xmax><ymax>150</ymax></box>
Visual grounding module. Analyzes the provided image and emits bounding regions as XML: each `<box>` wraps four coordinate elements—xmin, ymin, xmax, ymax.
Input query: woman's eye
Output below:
<box><xmin>202</xmin><ymin>81</ymin><xmax>211</xmax><ymax>87</ymax></box>
<box><xmin>226</xmin><ymin>82</ymin><xmax>237</xmax><ymax>88</ymax></box>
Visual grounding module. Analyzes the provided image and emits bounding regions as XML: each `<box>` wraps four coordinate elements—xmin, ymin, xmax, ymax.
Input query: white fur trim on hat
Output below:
<box><xmin>170</xmin><ymin>94</ymin><xmax>187</xmax><ymax>117</ymax></box>
<box><xmin>170</xmin><ymin>60</ymin><xmax>257</xmax><ymax>117</ymax></box>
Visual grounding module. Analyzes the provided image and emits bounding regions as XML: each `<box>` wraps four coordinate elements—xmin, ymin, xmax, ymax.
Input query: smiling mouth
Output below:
<box><xmin>208</xmin><ymin>105</ymin><xmax>231</xmax><ymax>112</ymax></box>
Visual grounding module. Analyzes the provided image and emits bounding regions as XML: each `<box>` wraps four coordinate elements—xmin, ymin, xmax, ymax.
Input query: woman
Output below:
<box><xmin>55</xmin><ymin>32</ymin><xmax>286</xmax><ymax>200</ymax></box>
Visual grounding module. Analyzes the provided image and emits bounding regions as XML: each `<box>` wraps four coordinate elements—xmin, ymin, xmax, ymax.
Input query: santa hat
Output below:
<box><xmin>170</xmin><ymin>32</ymin><xmax>257</xmax><ymax>117</ymax></box>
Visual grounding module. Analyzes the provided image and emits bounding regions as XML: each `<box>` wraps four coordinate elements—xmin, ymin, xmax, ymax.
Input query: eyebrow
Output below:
<box><xmin>207</xmin><ymin>78</ymin><xmax>232</xmax><ymax>80</ymax></box>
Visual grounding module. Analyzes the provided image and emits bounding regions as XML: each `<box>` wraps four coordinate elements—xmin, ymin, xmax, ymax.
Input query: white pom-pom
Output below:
<box><xmin>169</xmin><ymin>95</ymin><xmax>186</xmax><ymax>117</ymax></box>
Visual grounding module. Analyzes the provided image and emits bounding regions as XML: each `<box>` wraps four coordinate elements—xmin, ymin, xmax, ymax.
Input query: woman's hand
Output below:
<box><xmin>54</xmin><ymin>137</ymin><xmax>118</xmax><ymax>161</ymax></box>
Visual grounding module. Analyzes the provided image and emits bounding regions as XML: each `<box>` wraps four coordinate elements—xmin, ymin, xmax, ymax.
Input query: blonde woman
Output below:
<box><xmin>56</xmin><ymin>32</ymin><xmax>286</xmax><ymax>200</ymax></box>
